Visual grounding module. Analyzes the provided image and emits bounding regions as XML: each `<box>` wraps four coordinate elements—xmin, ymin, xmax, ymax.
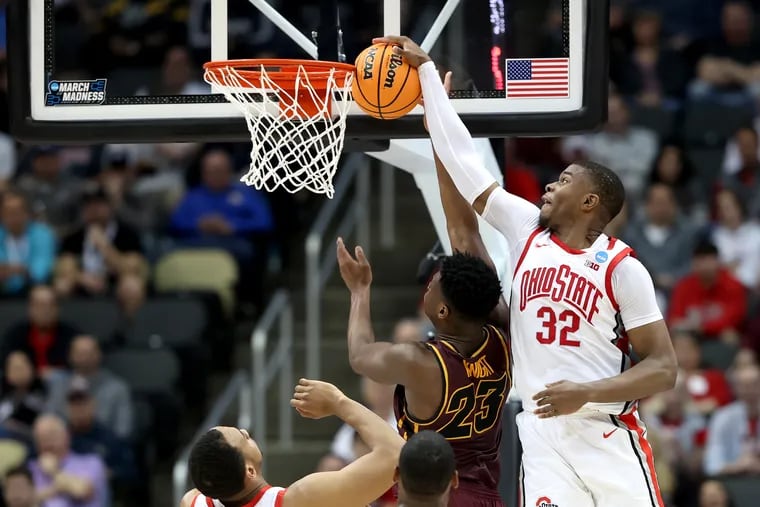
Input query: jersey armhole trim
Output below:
<box><xmin>604</xmin><ymin>247</ymin><xmax>634</xmax><ymax>312</ymax></box>
<box><xmin>205</xmin><ymin>497</ymin><xmax>214</xmax><ymax>507</ymax></box>
<box><xmin>512</xmin><ymin>227</ymin><xmax>544</xmax><ymax>277</ymax></box>
<box><xmin>402</xmin><ymin>343</ymin><xmax>449</xmax><ymax>427</ymax></box>
<box><xmin>274</xmin><ymin>489</ymin><xmax>286</xmax><ymax>507</ymax></box>
<box><xmin>488</xmin><ymin>325</ymin><xmax>512</xmax><ymax>390</ymax></box>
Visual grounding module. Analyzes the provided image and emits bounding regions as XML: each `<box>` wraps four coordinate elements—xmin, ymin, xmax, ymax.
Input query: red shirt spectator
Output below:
<box><xmin>672</xmin><ymin>332</ymin><xmax>733</xmax><ymax>416</ymax></box>
<box><xmin>668</xmin><ymin>241</ymin><xmax>747</xmax><ymax>340</ymax></box>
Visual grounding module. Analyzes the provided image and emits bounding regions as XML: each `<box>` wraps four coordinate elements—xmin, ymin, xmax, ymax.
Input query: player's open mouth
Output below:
<box><xmin>541</xmin><ymin>195</ymin><xmax>552</xmax><ymax>208</ymax></box>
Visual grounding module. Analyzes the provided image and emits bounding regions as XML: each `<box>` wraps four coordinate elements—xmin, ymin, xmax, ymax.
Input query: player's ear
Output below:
<box><xmin>438</xmin><ymin>303</ymin><xmax>450</xmax><ymax>320</ymax></box>
<box><xmin>451</xmin><ymin>470</ymin><xmax>459</xmax><ymax>490</ymax></box>
<box><xmin>582</xmin><ymin>193</ymin><xmax>600</xmax><ymax>212</ymax></box>
<box><xmin>247</xmin><ymin>464</ymin><xmax>257</xmax><ymax>479</ymax></box>
<box><xmin>393</xmin><ymin>466</ymin><xmax>400</xmax><ymax>483</ymax></box>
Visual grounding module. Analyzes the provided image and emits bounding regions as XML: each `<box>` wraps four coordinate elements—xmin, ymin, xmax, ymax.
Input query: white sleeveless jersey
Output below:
<box><xmin>191</xmin><ymin>486</ymin><xmax>286</xmax><ymax>507</ymax></box>
<box><xmin>510</xmin><ymin>227</ymin><xmax>636</xmax><ymax>416</ymax></box>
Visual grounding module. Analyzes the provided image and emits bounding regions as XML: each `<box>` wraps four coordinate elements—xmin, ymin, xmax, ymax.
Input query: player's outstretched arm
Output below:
<box><xmin>373</xmin><ymin>35</ymin><xmax>540</xmax><ymax>246</ymax></box>
<box><xmin>285</xmin><ymin>379</ymin><xmax>404</xmax><ymax>507</ymax></box>
<box><xmin>336</xmin><ymin>237</ymin><xmax>438</xmax><ymax>384</ymax></box>
<box><xmin>534</xmin><ymin>258</ymin><xmax>677</xmax><ymax>417</ymax></box>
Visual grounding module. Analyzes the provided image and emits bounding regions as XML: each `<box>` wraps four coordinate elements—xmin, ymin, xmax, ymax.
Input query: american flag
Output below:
<box><xmin>505</xmin><ymin>58</ymin><xmax>569</xmax><ymax>98</ymax></box>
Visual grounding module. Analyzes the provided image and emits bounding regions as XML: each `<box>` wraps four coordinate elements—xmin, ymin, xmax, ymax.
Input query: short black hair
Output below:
<box><xmin>399</xmin><ymin>431</ymin><xmax>456</xmax><ymax>497</ymax></box>
<box><xmin>576</xmin><ymin>160</ymin><xmax>626</xmax><ymax>224</ymax></box>
<box><xmin>439</xmin><ymin>252</ymin><xmax>502</xmax><ymax>322</ymax></box>
<box><xmin>188</xmin><ymin>429</ymin><xmax>246</xmax><ymax>501</ymax></box>
<box><xmin>693</xmin><ymin>238</ymin><xmax>719</xmax><ymax>257</ymax></box>
<box><xmin>5</xmin><ymin>464</ymin><xmax>33</xmax><ymax>483</ymax></box>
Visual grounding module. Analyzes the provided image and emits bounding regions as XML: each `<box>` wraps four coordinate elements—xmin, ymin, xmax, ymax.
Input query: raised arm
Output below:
<box><xmin>284</xmin><ymin>379</ymin><xmax>404</xmax><ymax>507</ymax></box>
<box><xmin>337</xmin><ymin>237</ymin><xmax>440</xmax><ymax>384</ymax></box>
<box><xmin>373</xmin><ymin>36</ymin><xmax>540</xmax><ymax>247</ymax></box>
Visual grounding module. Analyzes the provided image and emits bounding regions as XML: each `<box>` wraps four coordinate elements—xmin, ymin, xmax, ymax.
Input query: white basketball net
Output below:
<box><xmin>205</xmin><ymin>63</ymin><xmax>354</xmax><ymax>198</ymax></box>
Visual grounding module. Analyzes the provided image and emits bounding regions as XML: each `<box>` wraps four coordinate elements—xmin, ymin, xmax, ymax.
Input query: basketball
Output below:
<box><xmin>351</xmin><ymin>43</ymin><xmax>421</xmax><ymax>120</ymax></box>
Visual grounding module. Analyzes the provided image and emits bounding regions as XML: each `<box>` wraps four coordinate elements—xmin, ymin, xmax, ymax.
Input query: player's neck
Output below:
<box><xmin>398</xmin><ymin>498</ymin><xmax>448</xmax><ymax>507</ymax></box>
<box><xmin>552</xmin><ymin>223</ymin><xmax>603</xmax><ymax>250</ymax></box>
<box><xmin>227</xmin><ymin>480</ymin><xmax>269</xmax><ymax>507</ymax></box>
<box><xmin>437</xmin><ymin>323</ymin><xmax>485</xmax><ymax>355</ymax></box>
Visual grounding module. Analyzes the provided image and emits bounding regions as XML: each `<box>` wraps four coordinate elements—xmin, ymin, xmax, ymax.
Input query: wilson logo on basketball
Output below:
<box><xmin>536</xmin><ymin>497</ymin><xmax>559</xmax><ymax>507</ymax></box>
<box><xmin>363</xmin><ymin>47</ymin><xmax>378</xmax><ymax>79</ymax></box>
<box><xmin>384</xmin><ymin>53</ymin><xmax>403</xmax><ymax>88</ymax></box>
<box><xmin>519</xmin><ymin>264</ymin><xmax>603</xmax><ymax>324</ymax></box>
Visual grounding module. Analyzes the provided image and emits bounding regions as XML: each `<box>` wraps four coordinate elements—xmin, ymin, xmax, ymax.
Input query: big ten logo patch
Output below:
<box><xmin>536</xmin><ymin>497</ymin><xmax>559</xmax><ymax>507</ymax></box>
<box><xmin>584</xmin><ymin>260</ymin><xmax>600</xmax><ymax>271</ymax></box>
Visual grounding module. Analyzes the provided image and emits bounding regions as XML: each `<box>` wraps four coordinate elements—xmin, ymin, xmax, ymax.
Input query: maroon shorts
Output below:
<box><xmin>448</xmin><ymin>485</ymin><xmax>506</xmax><ymax>507</ymax></box>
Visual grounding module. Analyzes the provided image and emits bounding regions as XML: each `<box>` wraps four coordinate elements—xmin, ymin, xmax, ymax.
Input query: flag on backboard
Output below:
<box><xmin>505</xmin><ymin>58</ymin><xmax>569</xmax><ymax>98</ymax></box>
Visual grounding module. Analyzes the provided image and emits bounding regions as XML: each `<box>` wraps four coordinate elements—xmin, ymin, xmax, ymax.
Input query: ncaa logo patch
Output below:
<box><xmin>594</xmin><ymin>251</ymin><xmax>609</xmax><ymax>263</ymax></box>
<box><xmin>536</xmin><ymin>497</ymin><xmax>559</xmax><ymax>507</ymax></box>
<box><xmin>46</xmin><ymin>79</ymin><xmax>107</xmax><ymax>106</ymax></box>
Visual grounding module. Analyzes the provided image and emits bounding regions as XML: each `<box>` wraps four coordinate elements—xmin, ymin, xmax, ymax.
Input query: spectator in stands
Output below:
<box><xmin>136</xmin><ymin>46</ymin><xmax>208</xmax><ymax>96</ymax></box>
<box><xmin>561</xmin><ymin>93</ymin><xmax>658</xmax><ymax>201</ymax></box>
<box><xmin>722</xmin><ymin>119</ymin><xmax>760</xmax><ymax>179</ymax></box>
<box><xmin>611</xmin><ymin>10</ymin><xmax>689</xmax><ymax>107</ymax></box>
<box><xmin>691</xmin><ymin>1</ymin><xmax>760</xmax><ymax>104</ymax></box>
<box><xmin>64</xmin><ymin>376</ymin><xmax>138</xmax><ymax>492</ymax></box>
<box><xmin>698</xmin><ymin>480</ymin><xmax>732</xmax><ymax>507</ymax></box>
<box><xmin>2</xmin><ymin>466</ymin><xmax>38</xmax><ymax>507</ymax></box>
<box><xmin>46</xmin><ymin>335</ymin><xmax>133</xmax><ymax>440</ymax></box>
<box><xmin>114</xmin><ymin>273</ymin><xmax>146</xmax><ymax>340</ymax></box>
<box><xmin>710</xmin><ymin>187</ymin><xmax>760</xmax><ymax>291</ymax></box>
<box><xmin>0</xmin><ymin>191</ymin><xmax>55</xmax><ymax>297</ymax></box>
<box><xmin>96</xmin><ymin>150</ymin><xmax>178</xmax><ymax>239</ymax></box>
<box><xmin>649</xmin><ymin>143</ymin><xmax>705</xmax><ymax>222</ymax></box>
<box><xmin>16</xmin><ymin>147</ymin><xmax>83</xmax><ymax>237</ymax></box>
<box><xmin>316</xmin><ymin>377</ymin><xmax>395</xmax><ymax>473</ymax></box>
<box><xmin>668</xmin><ymin>240</ymin><xmax>747</xmax><ymax>342</ymax></box>
<box><xmin>623</xmin><ymin>183</ymin><xmax>697</xmax><ymax>309</ymax></box>
<box><xmin>29</xmin><ymin>414</ymin><xmax>108</xmax><ymax>507</ymax></box>
<box><xmin>673</xmin><ymin>332</ymin><xmax>733</xmax><ymax>415</ymax></box>
<box><xmin>0</xmin><ymin>352</ymin><xmax>47</xmax><ymax>441</ymax></box>
<box><xmin>721</xmin><ymin>126</ymin><xmax>760</xmax><ymax>220</ymax></box>
<box><xmin>641</xmin><ymin>373</ymin><xmax>707</xmax><ymax>507</ymax></box>
<box><xmin>54</xmin><ymin>185</ymin><xmax>146</xmax><ymax>298</ymax></box>
<box><xmin>169</xmin><ymin>149</ymin><xmax>274</xmax><ymax>303</ymax></box>
<box><xmin>704</xmin><ymin>365</ymin><xmax>760</xmax><ymax>476</ymax></box>
<box><xmin>0</xmin><ymin>286</ymin><xmax>78</xmax><ymax>375</ymax></box>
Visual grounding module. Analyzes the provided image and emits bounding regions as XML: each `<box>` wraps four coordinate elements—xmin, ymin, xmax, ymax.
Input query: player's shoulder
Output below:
<box><xmin>180</xmin><ymin>489</ymin><xmax>201</xmax><ymax>507</ymax></box>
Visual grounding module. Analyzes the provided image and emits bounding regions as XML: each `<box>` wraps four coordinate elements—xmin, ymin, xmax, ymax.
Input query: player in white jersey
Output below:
<box><xmin>179</xmin><ymin>379</ymin><xmax>404</xmax><ymax>507</ymax></box>
<box><xmin>374</xmin><ymin>35</ymin><xmax>678</xmax><ymax>507</ymax></box>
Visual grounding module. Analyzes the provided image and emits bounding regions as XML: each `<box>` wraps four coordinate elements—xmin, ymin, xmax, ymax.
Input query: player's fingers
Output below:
<box><xmin>443</xmin><ymin>71</ymin><xmax>453</xmax><ymax>94</ymax></box>
<box><xmin>373</xmin><ymin>35</ymin><xmax>406</xmax><ymax>46</ymax></box>
<box><xmin>355</xmin><ymin>246</ymin><xmax>367</xmax><ymax>263</ymax></box>
<box><xmin>532</xmin><ymin>390</ymin><xmax>549</xmax><ymax>401</ymax></box>
<box><xmin>545</xmin><ymin>381</ymin><xmax>563</xmax><ymax>388</ymax></box>
<box><xmin>533</xmin><ymin>405</ymin><xmax>554</xmax><ymax>416</ymax></box>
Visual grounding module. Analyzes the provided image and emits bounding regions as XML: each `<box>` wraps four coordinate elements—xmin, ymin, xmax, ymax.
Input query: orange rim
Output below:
<box><xmin>203</xmin><ymin>59</ymin><xmax>355</xmax><ymax>91</ymax></box>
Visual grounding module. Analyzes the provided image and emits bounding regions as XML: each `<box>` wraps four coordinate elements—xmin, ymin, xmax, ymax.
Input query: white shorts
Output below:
<box><xmin>516</xmin><ymin>410</ymin><xmax>665</xmax><ymax>507</ymax></box>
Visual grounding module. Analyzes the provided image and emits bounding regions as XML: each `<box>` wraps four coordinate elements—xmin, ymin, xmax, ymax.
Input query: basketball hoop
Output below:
<box><xmin>203</xmin><ymin>59</ymin><xmax>355</xmax><ymax>198</ymax></box>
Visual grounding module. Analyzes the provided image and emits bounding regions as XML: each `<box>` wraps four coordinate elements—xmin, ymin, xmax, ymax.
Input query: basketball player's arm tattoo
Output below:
<box><xmin>282</xmin><ymin>396</ymin><xmax>404</xmax><ymax>507</ymax></box>
<box><xmin>582</xmin><ymin>320</ymin><xmax>677</xmax><ymax>402</ymax></box>
<box><xmin>434</xmin><ymin>150</ymin><xmax>509</xmax><ymax>328</ymax></box>
<box><xmin>347</xmin><ymin>288</ymin><xmax>428</xmax><ymax>385</ymax></box>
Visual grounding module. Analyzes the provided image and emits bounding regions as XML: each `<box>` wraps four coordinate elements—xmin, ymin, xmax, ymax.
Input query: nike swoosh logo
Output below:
<box><xmin>535</xmin><ymin>244</ymin><xmax>549</xmax><ymax>248</ymax></box>
<box><xmin>603</xmin><ymin>428</ymin><xmax>619</xmax><ymax>439</ymax></box>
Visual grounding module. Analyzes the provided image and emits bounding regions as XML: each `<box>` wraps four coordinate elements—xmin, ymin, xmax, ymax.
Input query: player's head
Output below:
<box><xmin>189</xmin><ymin>426</ymin><xmax>263</xmax><ymax>503</ymax></box>
<box><xmin>539</xmin><ymin>161</ymin><xmax>625</xmax><ymax>232</ymax></box>
<box><xmin>422</xmin><ymin>252</ymin><xmax>502</xmax><ymax>329</ymax></box>
<box><xmin>395</xmin><ymin>431</ymin><xmax>458</xmax><ymax>505</ymax></box>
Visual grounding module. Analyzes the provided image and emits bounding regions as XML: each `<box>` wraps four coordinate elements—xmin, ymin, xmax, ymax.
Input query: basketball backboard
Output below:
<box><xmin>8</xmin><ymin>0</ymin><xmax>608</xmax><ymax>144</ymax></box>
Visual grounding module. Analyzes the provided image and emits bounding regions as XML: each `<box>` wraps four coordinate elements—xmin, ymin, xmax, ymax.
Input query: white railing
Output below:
<box><xmin>251</xmin><ymin>288</ymin><xmax>294</xmax><ymax>475</ymax></box>
<box><xmin>305</xmin><ymin>154</ymin><xmax>371</xmax><ymax>378</ymax></box>
<box><xmin>172</xmin><ymin>370</ymin><xmax>251</xmax><ymax>505</ymax></box>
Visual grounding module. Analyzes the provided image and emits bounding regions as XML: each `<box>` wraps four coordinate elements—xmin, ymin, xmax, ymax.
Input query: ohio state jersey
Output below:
<box><xmin>511</xmin><ymin>227</ymin><xmax>638</xmax><ymax>416</ymax></box>
<box><xmin>190</xmin><ymin>486</ymin><xmax>285</xmax><ymax>507</ymax></box>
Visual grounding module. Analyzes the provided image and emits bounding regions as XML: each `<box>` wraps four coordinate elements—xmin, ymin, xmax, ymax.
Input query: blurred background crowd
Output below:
<box><xmin>0</xmin><ymin>0</ymin><xmax>760</xmax><ymax>506</ymax></box>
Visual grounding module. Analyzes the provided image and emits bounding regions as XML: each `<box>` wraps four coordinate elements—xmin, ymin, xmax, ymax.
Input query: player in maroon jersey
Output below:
<box><xmin>337</xmin><ymin>141</ymin><xmax>510</xmax><ymax>506</ymax></box>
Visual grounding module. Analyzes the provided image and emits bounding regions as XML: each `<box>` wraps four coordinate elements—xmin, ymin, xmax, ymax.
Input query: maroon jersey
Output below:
<box><xmin>394</xmin><ymin>324</ymin><xmax>511</xmax><ymax>492</ymax></box>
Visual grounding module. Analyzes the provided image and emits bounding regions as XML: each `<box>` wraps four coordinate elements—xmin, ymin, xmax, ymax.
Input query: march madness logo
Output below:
<box><xmin>536</xmin><ymin>497</ymin><xmax>559</xmax><ymax>507</ymax></box>
<box><xmin>45</xmin><ymin>80</ymin><xmax>107</xmax><ymax>106</ymax></box>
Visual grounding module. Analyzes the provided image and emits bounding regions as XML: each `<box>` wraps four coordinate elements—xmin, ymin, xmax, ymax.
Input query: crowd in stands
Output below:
<box><xmin>1</xmin><ymin>0</ymin><xmax>760</xmax><ymax>506</ymax></box>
